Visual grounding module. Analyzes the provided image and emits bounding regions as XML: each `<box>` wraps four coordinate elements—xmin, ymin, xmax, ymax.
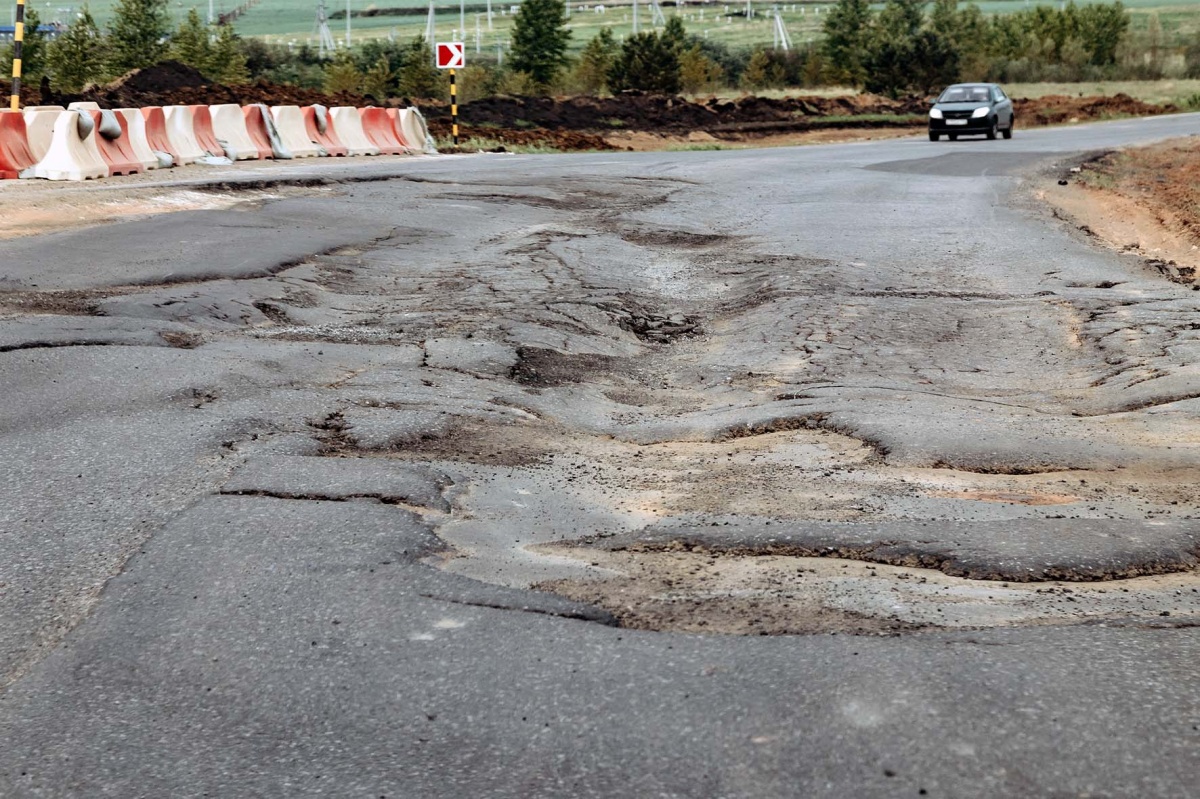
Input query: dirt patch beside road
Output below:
<box><xmin>424</xmin><ymin>91</ymin><xmax>1175</xmax><ymax>151</ymax></box>
<box><xmin>0</xmin><ymin>181</ymin><xmax>329</xmax><ymax>240</ymax></box>
<box><xmin>8</xmin><ymin>62</ymin><xmax>1173</xmax><ymax>153</ymax></box>
<box><xmin>1042</xmin><ymin>137</ymin><xmax>1200</xmax><ymax>284</ymax></box>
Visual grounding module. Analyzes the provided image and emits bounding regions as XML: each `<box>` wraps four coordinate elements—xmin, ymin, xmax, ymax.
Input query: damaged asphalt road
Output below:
<box><xmin>1</xmin><ymin>115</ymin><xmax>1199</xmax><ymax>796</ymax></box>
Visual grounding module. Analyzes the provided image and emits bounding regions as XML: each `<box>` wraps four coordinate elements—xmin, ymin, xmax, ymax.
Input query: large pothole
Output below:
<box><xmin>533</xmin><ymin>548</ymin><xmax>1200</xmax><ymax>635</ymax></box>
<box><xmin>382</xmin><ymin>420</ymin><xmax>1200</xmax><ymax>635</ymax></box>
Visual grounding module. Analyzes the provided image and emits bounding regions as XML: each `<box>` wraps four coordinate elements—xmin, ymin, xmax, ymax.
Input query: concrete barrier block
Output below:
<box><xmin>243</xmin><ymin>104</ymin><xmax>288</xmax><ymax>159</ymax></box>
<box><xmin>270</xmin><ymin>105</ymin><xmax>322</xmax><ymax>158</ymax></box>
<box><xmin>398</xmin><ymin>107</ymin><xmax>438</xmax><ymax>155</ymax></box>
<box><xmin>302</xmin><ymin>105</ymin><xmax>348</xmax><ymax>157</ymax></box>
<box><xmin>140</xmin><ymin>106</ymin><xmax>180</xmax><ymax>166</ymax></box>
<box><xmin>116</xmin><ymin>108</ymin><xmax>161</xmax><ymax>170</ymax></box>
<box><xmin>210</xmin><ymin>104</ymin><xmax>260</xmax><ymax>161</ymax></box>
<box><xmin>163</xmin><ymin>105</ymin><xmax>207</xmax><ymax>165</ymax></box>
<box><xmin>330</xmin><ymin>107</ymin><xmax>380</xmax><ymax>156</ymax></box>
<box><xmin>23</xmin><ymin>109</ymin><xmax>107</xmax><ymax>181</ymax></box>
<box><xmin>88</xmin><ymin>109</ymin><xmax>141</xmax><ymax>176</ymax></box>
<box><xmin>0</xmin><ymin>110</ymin><xmax>36</xmax><ymax>178</ymax></box>
<box><xmin>187</xmin><ymin>104</ymin><xmax>226</xmax><ymax>157</ymax></box>
<box><xmin>360</xmin><ymin>107</ymin><xmax>408</xmax><ymax>155</ymax></box>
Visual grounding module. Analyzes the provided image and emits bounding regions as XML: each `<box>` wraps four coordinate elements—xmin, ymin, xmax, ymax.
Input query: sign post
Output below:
<box><xmin>10</xmin><ymin>0</ymin><xmax>25</xmax><ymax>111</ymax></box>
<box><xmin>435</xmin><ymin>42</ymin><xmax>465</xmax><ymax>146</ymax></box>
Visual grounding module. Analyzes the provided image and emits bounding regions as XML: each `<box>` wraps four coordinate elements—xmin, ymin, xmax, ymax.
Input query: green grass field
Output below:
<box><xmin>711</xmin><ymin>78</ymin><xmax>1200</xmax><ymax>102</ymax></box>
<box><xmin>22</xmin><ymin>0</ymin><xmax>1200</xmax><ymax>56</ymax></box>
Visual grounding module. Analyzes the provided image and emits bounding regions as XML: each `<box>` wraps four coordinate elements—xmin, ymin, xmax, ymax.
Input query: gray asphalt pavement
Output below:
<box><xmin>1</xmin><ymin>115</ymin><xmax>1199</xmax><ymax>797</ymax></box>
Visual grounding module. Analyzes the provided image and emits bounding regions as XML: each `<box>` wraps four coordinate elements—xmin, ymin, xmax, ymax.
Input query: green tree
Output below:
<box><xmin>3</xmin><ymin>7</ymin><xmax>47</xmax><ymax>83</ymax></box>
<box><xmin>46</xmin><ymin>7</ymin><xmax>109</xmax><ymax>91</ymax></box>
<box><xmin>740</xmin><ymin>49</ymin><xmax>785</xmax><ymax>90</ymax></box>
<box><xmin>863</xmin><ymin>28</ymin><xmax>960</xmax><ymax>96</ymax></box>
<box><xmin>107</xmin><ymin>0</ymin><xmax>171</xmax><ymax>73</ymax></box>
<box><xmin>208</xmin><ymin>22</ymin><xmax>248</xmax><ymax>83</ymax></box>
<box><xmin>395</xmin><ymin>37</ymin><xmax>443</xmax><ymax>99</ymax></box>
<box><xmin>493</xmin><ymin>69</ymin><xmax>539</xmax><ymax>95</ymax></box>
<box><xmin>510</xmin><ymin>0</ymin><xmax>571</xmax><ymax>87</ymax></box>
<box><xmin>875</xmin><ymin>0</ymin><xmax>924</xmax><ymax>40</ymax></box>
<box><xmin>607</xmin><ymin>31</ymin><xmax>680</xmax><ymax>93</ymax></box>
<box><xmin>362</xmin><ymin>55</ymin><xmax>393</xmax><ymax>99</ymax></box>
<box><xmin>821</xmin><ymin>0</ymin><xmax>872</xmax><ymax>85</ymax></box>
<box><xmin>661</xmin><ymin>15</ymin><xmax>687</xmax><ymax>53</ymax></box>
<box><xmin>1077</xmin><ymin>2</ymin><xmax>1128</xmax><ymax>65</ymax></box>
<box><xmin>356</xmin><ymin>38</ymin><xmax>406</xmax><ymax>75</ymax></box>
<box><xmin>169</xmin><ymin>8</ymin><xmax>212</xmax><ymax>73</ymax></box>
<box><xmin>678</xmin><ymin>43</ymin><xmax>723</xmax><ymax>94</ymax></box>
<box><xmin>573</xmin><ymin>27</ymin><xmax>617</xmax><ymax>94</ymax></box>
<box><xmin>324</xmin><ymin>51</ymin><xmax>362</xmax><ymax>94</ymax></box>
<box><xmin>455</xmin><ymin>63</ymin><xmax>492</xmax><ymax>102</ymax></box>
<box><xmin>929</xmin><ymin>0</ymin><xmax>988</xmax><ymax>79</ymax></box>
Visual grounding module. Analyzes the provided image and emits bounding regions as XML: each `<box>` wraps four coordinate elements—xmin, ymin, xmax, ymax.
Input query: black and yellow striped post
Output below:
<box><xmin>10</xmin><ymin>0</ymin><xmax>25</xmax><ymax>111</ymax></box>
<box><xmin>449</xmin><ymin>68</ymin><xmax>458</xmax><ymax>145</ymax></box>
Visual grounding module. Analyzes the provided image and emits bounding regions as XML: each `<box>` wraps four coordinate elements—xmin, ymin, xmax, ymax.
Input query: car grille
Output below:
<box><xmin>942</xmin><ymin>110</ymin><xmax>976</xmax><ymax>120</ymax></box>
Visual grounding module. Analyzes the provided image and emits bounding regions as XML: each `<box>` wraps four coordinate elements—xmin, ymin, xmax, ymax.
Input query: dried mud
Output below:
<box><xmin>1046</xmin><ymin>138</ymin><xmax>1200</xmax><ymax>284</ymax></box>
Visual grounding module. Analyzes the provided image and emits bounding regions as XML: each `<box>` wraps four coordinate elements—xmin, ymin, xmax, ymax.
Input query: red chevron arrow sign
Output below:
<box><xmin>436</xmin><ymin>42</ymin><xmax>465</xmax><ymax>69</ymax></box>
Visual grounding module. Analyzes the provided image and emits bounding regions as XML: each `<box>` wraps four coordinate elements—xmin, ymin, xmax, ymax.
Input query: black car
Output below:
<box><xmin>928</xmin><ymin>83</ymin><xmax>1015</xmax><ymax>141</ymax></box>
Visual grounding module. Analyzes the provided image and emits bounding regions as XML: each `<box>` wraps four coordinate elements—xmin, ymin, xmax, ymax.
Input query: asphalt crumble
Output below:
<box><xmin>3</xmin><ymin>155</ymin><xmax>1199</xmax><ymax>643</ymax></box>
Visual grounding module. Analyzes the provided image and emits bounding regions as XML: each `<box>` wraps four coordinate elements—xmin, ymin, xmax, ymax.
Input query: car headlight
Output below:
<box><xmin>929</xmin><ymin>108</ymin><xmax>943</xmax><ymax>119</ymax></box>
<box><xmin>971</xmin><ymin>107</ymin><xmax>989</xmax><ymax>118</ymax></box>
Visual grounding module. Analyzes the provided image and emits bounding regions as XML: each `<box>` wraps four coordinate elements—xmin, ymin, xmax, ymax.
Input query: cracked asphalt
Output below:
<box><xmin>1</xmin><ymin>116</ymin><xmax>1199</xmax><ymax>797</ymax></box>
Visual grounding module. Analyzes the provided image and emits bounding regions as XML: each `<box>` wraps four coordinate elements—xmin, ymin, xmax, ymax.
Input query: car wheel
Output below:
<box><xmin>986</xmin><ymin>119</ymin><xmax>998</xmax><ymax>140</ymax></box>
<box><xmin>929</xmin><ymin>131</ymin><xmax>939</xmax><ymax>141</ymax></box>
<box><xmin>1002</xmin><ymin>118</ymin><xmax>1014</xmax><ymax>139</ymax></box>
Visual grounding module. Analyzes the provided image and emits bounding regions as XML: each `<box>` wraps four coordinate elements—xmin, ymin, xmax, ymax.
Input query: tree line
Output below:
<box><xmin>822</xmin><ymin>0</ymin><xmax>1131</xmax><ymax>95</ymax></box>
<box><xmin>4</xmin><ymin>0</ymin><xmax>1188</xmax><ymax>102</ymax></box>
<box><xmin>3</xmin><ymin>0</ymin><xmax>247</xmax><ymax>93</ymax></box>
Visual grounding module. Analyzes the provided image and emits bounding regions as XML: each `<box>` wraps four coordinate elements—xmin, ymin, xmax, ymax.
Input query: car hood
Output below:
<box><xmin>933</xmin><ymin>102</ymin><xmax>991</xmax><ymax>111</ymax></box>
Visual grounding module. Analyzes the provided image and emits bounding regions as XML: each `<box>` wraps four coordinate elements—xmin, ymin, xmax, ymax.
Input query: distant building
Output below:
<box><xmin>0</xmin><ymin>23</ymin><xmax>65</xmax><ymax>42</ymax></box>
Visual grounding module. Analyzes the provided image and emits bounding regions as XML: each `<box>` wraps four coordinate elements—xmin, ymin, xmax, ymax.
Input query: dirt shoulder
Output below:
<box><xmin>427</xmin><ymin>91</ymin><xmax>1177</xmax><ymax>152</ymax></box>
<box><xmin>6</xmin><ymin>61</ymin><xmax>1180</xmax><ymax>153</ymax></box>
<box><xmin>1041</xmin><ymin>137</ymin><xmax>1200</xmax><ymax>285</ymax></box>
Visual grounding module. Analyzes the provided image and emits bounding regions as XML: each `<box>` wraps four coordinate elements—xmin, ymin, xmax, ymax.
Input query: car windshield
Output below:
<box><xmin>939</xmin><ymin>87</ymin><xmax>991</xmax><ymax>103</ymax></box>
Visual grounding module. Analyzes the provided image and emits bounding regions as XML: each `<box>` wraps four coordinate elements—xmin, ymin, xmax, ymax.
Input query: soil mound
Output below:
<box><xmin>41</xmin><ymin>61</ymin><xmax>370</xmax><ymax>110</ymax></box>
<box><xmin>106</xmin><ymin>61</ymin><xmax>210</xmax><ymax>95</ymax></box>
<box><xmin>1014</xmin><ymin>93</ymin><xmax>1176</xmax><ymax>125</ymax></box>
<box><xmin>426</xmin><ymin>120</ymin><xmax>616</xmax><ymax>152</ymax></box>
<box><xmin>423</xmin><ymin>91</ymin><xmax>929</xmax><ymax>133</ymax></box>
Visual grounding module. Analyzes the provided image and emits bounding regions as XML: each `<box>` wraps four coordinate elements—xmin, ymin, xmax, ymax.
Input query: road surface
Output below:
<box><xmin>1</xmin><ymin>115</ymin><xmax>1199</xmax><ymax>797</ymax></box>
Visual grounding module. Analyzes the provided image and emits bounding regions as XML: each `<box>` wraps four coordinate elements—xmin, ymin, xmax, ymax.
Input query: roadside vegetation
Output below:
<box><xmin>2</xmin><ymin>0</ymin><xmax>1198</xmax><ymax>155</ymax></box>
<box><xmin>6</xmin><ymin>0</ymin><xmax>1200</xmax><ymax>104</ymax></box>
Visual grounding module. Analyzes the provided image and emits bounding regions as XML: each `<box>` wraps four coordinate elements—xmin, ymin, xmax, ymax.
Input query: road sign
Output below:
<box><xmin>436</xmin><ymin>42</ymin><xmax>465</xmax><ymax>69</ymax></box>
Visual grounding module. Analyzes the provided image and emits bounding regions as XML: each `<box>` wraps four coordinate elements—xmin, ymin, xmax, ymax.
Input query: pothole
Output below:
<box><xmin>534</xmin><ymin>548</ymin><xmax>1200</xmax><ymax>636</ymax></box>
<box><xmin>928</xmin><ymin>490</ymin><xmax>1082</xmax><ymax>506</ymax></box>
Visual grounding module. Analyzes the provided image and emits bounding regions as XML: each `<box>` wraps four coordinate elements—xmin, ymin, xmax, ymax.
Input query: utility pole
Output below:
<box><xmin>486</xmin><ymin>0</ymin><xmax>492</xmax><ymax>29</ymax></box>
<box><xmin>314</xmin><ymin>0</ymin><xmax>336</xmax><ymax>58</ymax></box>
<box><xmin>650</xmin><ymin>0</ymin><xmax>664</xmax><ymax>26</ymax></box>
<box><xmin>425</xmin><ymin>0</ymin><xmax>435</xmax><ymax>45</ymax></box>
<box><xmin>632</xmin><ymin>0</ymin><xmax>638</xmax><ymax>34</ymax></box>
<box><xmin>771</xmin><ymin>5</ymin><xmax>790</xmax><ymax>50</ymax></box>
<box><xmin>459</xmin><ymin>0</ymin><xmax>464</xmax><ymax>42</ymax></box>
<box><xmin>475</xmin><ymin>12</ymin><xmax>481</xmax><ymax>51</ymax></box>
